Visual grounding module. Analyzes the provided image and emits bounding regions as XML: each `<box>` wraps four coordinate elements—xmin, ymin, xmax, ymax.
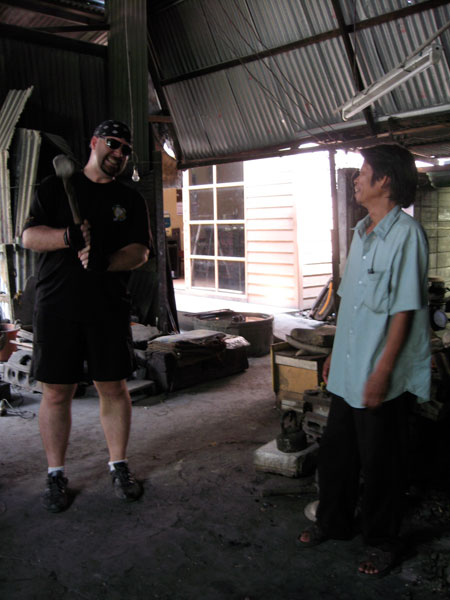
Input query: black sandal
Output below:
<box><xmin>297</xmin><ymin>524</ymin><xmax>329</xmax><ymax>548</ymax></box>
<box><xmin>358</xmin><ymin>544</ymin><xmax>401</xmax><ymax>578</ymax></box>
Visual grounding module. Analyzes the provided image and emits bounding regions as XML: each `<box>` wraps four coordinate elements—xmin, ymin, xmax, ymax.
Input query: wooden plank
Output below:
<box><xmin>248</xmin><ymin>263</ymin><xmax>295</xmax><ymax>276</ymax></box>
<box><xmin>275</xmin><ymin>355</ymin><xmax>318</xmax><ymax>370</ymax></box>
<box><xmin>303</xmin><ymin>262</ymin><xmax>333</xmax><ymax>275</ymax></box>
<box><xmin>247</xmin><ymin>241</ymin><xmax>295</xmax><ymax>253</ymax></box>
<box><xmin>245</xmin><ymin>195</ymin><xmax>293</xmax><ymax>207</ymax></box>
<box><xmin>247</xmin><ymin>273</ymin><xmax>295</xmax><ymax>287</ymax></box>
<box><xmin>247</xmin><ymin>230</ymin><xmax>295</xmax><ymax>242</ymax></box>
<box><xmin>247</xmin><ymin>285</ymin><xmax>296</xmax><ymax>301</ymax></box>
<box><xmin>246</xmin><ymin>218</ymin><xmax>294</xmax><ymax>230</ymax></box>
<box><xmin>247</xmin><ymin>207</ymin><xmax>294</xmax><ymax>219</ymax></box>
<box><xmin>302</xmin><ymin>274</ymin><xmax>332</xmax><ymax>287</ymax></box>
<box><xmin>247</xmin><ymin>252</ymin><xmax>295</xmax><ymax>263</ymax></box>
<box><xmin>246</xmin><ymin>183</ymin><xmax>293</xmax><ymax>197</ymax></box>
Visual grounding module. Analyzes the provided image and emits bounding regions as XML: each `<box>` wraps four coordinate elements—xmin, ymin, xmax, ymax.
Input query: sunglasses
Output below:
<box><xmin>101</xmin><ymin>137</ymin><xmax>132</xmax><ymax>156</ymax></box>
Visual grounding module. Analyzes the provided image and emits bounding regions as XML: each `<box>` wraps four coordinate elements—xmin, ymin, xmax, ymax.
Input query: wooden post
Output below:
<box><xmin>328</xmin><ymin>151</ymin><xmax>340</xmax><ymax>306</ymax></box>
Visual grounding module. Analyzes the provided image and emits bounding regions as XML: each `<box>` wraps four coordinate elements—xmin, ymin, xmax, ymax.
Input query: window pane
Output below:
<box><xmin>189</xmin><ymin>166</ymin><xmax>213</xmax><ymax>186</ymax></box>
<box><xmin>218</xmin><ymin>224</ymin><xmax>244</xmax><ymax>257</ymax></box>
<box><xmin>190</xmin><ymin>224</ymin><xmax>214</xmax><ymax>255</ymax></box>
<box><xmin>191</xmin><ymin>259</ymin><xmax>215</xmax><ymax>288</ymax></box>
<box><xmin>217</xmin><ymin>162</ymin><xmax>243</xmax><ymax>183</ymax></box>
<box><xmin>190</xmin><ymin>189</ymin><xmax>213</xmax><ymax>219</ymax></box>
<box><xmin>218</xmin><ymin>261</ymin><xmax>245</xmax><ymax>293</ymax></box>
<box><xmin>217</xmin><ymin>187</ymin><xmax>244</xmax><ymax>220</ymax></box>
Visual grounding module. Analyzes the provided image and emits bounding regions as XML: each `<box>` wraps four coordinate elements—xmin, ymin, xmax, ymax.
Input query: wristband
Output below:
<box><xmin>65</xmin><ymin>224</ymin><xmax>85</xmax><ymax>251</ymax></box>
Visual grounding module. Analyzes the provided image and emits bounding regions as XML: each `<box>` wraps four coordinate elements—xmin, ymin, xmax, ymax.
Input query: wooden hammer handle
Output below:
<box><xmin>62</xmin><ymin>177</ymin><xmax>81</xmax><ymax>225</ymax></box>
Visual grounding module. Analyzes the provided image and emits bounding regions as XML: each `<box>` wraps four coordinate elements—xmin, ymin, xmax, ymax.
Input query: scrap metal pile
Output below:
<box><xmin>0</xmin><ymin>320</ymin><xmax>251</xmax><ymax>401</ymax></box>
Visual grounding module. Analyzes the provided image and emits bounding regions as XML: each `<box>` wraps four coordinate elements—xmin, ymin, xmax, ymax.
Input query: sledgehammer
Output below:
<box><xmin>53</xmin><ymin>154</ymin><xmax>81</xmax><ymax>225</ymax></box>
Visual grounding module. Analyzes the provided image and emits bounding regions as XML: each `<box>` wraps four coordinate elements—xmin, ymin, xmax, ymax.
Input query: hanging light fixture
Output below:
<box><xmin>131</xmin><ymin>151</ymin><xmax>140</xmax><ymax>182</ymax></box>
<box><xmin>341</xmin><ymin>44</ymin><xmax>443</xmax><ymax>121</ymax></box>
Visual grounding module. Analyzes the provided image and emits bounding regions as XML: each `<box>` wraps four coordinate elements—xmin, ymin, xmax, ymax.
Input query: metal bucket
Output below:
<box><xmin>178</xmin><ymin>310</ymin><xmax>274</xmax><ymax>356</ymax></box>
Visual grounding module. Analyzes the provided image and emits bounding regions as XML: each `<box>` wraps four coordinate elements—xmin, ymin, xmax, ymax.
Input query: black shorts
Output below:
<box><xmin>32</xmin><ymin>309</ymin><xmax>136</xmax><ymax>384</ymax></box>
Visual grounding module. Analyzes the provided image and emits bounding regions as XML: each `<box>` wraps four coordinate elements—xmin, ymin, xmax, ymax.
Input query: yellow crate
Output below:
<box><xmin>271</xmin><ymin>342</ymin><xmax>326</xmax><ymax>404</ymax></box>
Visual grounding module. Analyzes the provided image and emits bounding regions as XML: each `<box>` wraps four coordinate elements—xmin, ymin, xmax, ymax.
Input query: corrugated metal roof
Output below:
<box><xmin>0</xmin><ymin>1</ymin><xmax>107</xmax><ymax>45</ymax></box>
<box><xmin>148</xmin><ymin>0</ymin><xmax>450</xmax><ymax>166</ymax></box>
<box><xmin>1</xmin><ymin>0</ymin><xmax>449</xmax><ymax>167</ymax></box>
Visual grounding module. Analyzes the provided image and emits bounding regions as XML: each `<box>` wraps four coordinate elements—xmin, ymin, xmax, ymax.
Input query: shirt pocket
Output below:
<box><xmin>363</xmin><ymin>270</ymin><xmax>390</xmax><ymax>313</ymax></box>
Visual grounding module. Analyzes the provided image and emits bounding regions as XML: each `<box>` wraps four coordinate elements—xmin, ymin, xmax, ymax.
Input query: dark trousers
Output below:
<box><xmin>316</xmin><ymin>393</ymin><xmax>413</xmax><ymax>547</ymax></box>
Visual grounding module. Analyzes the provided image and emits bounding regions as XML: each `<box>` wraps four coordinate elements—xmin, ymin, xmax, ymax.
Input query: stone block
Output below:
<box><xmin>429</xmin><ymin>253</ymin><xmax>437</xmax><ymax>269</ymax></box>
<box><xmin>253</xmin><ymin>439</ymin><xmax>319</xmax><ymax>478</ymax></box>
<box><xmin>437</xmin><ymin>236</ymin><xmax>450</xmax><ymax>252</ymax></box>
<box><xmin>428</xmin><ymin>237</ymin><xmax>438</xmax><ymax>253</ymax></box>
<box><xmin>421</xmin><ymin>207</ymin><xmax>438</xmax><ymax>222</ymax></box>
<box><xmin>437</xmin><ymin>253</ymin><xmax>450</xmax><ymax>268</ymax></box>
<box><xmin>438</xmin><ymin>208</ymin><xmax>450</xmax><ymax>221</ymax></box>
<box><xmin>423</xmin><ymin>223</ymin><xmax>438</xmax><ymax>237</ymax></box>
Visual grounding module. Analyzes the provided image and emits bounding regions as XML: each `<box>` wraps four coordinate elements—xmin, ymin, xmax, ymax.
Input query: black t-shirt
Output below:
<box><xmin>23</xmin><ymin>171</ymin><xmax>151</xmax><ymax>321</ymax></box>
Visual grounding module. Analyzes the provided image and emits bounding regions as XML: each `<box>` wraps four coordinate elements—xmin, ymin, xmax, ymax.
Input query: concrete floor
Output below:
<box><xmin>1</xmin><ymin>351</ymin><xmax>450</xmax><ymax>600</ymax></box>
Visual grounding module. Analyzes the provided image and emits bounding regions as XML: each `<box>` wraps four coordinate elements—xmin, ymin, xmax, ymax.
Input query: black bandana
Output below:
<box><xmin>93</xmin><ymin>120</ymin><xmax>132</xmax><ymax>144</ymax></box>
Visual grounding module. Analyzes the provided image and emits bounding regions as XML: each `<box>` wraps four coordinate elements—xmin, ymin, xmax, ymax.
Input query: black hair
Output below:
<box><xmin>360</xmin><ymin>144</ymin><xmax>418</xmax><ymax>208</ymax></box>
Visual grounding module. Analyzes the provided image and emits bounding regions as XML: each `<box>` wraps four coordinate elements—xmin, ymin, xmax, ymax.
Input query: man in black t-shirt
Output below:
<box><xmin>22</xmin><ymin>120</ymin><xmax>151</xmax><ymax>512</ymax></box>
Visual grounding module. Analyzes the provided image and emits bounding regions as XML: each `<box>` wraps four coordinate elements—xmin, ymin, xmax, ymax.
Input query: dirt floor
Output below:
<box><xmin>1</xmin><ymin>353</ymin><xmax>450</xmax><ymax>600</ymax></box>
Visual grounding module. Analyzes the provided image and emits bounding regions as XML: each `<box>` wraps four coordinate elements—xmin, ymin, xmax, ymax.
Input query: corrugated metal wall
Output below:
<box><xmin>0</xmin><ymin>36</ymin><xmax>107</xmax><ymax>163</ymax></box>
<box><xmin>14</xmin><ymin>129</ymin><xmax>42</xmax><ymax>238</ymax></box>
<box><xmin>0</xmin><ymin>31</ymin><xmax>108</xmax><ymax>316</ymax></box>
<box><xmin>0</xmin><ymin>87</ymin><xmax>34</xmax><ymax>244</ymax></box>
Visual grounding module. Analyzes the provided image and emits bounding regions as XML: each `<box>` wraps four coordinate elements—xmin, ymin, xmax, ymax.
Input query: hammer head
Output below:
<box><xmin>53</xmin><ymin>154</ymin><xmax>76</xmax><ymax>178</ymax></box>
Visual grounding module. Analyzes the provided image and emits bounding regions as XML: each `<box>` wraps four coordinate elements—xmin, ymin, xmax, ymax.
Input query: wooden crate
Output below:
<box><xmin>271</xmin><ymin>342</ymin><xmax>326</xmax><ymax>405</ymax></box>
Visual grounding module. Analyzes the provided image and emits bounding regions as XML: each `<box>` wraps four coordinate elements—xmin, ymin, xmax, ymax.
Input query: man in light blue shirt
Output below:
<box><xmin>298</xmin><ymin>145</ymin><xmax>431</xmax><ymax>577</ymax></box>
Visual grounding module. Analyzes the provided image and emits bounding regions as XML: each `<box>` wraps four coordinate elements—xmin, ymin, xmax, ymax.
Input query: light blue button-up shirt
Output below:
<box><xmin>327</xmin><ymin>205</ymin><xmax>431</xmax><ymax>408</ymax></box>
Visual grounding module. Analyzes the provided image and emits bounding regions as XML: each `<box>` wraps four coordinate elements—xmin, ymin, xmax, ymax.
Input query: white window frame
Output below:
<box><xmin>183</xmin><ymin>165</ymin><xmax>246</xmax><ymax>296</ymax></box>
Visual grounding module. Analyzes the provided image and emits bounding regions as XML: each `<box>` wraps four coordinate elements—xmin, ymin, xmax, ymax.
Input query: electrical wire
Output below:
<box><xmin>124</xmin><ymin>7</ymin><xmax>141</xmax><ymax>180</ymax></box>
<box><xmin>207</xmin><ymin>21</ymin><xmax>325</xmax><ymax>143</ymax></box>
<box><xmin>227</xmin><ymin>0</ymin><xmax>337</xmax><ymax>139</ymax></box>
<box><xmin>124</xmin><ymin>9</ymin><xmax>135</xmax><ymax>143</ymax></box>
<box><xmin>199</xmin><ymin>2</ymin><xmax>326</xmax><ymax>144</ymax></box>
<box><xmin>0</xmin><ymin>397</ymin><xmax>35</xmax><ymax>420</ymax></box>
<box><xmin>211</xmin><ymin>0</ymin><xmax>340</xmax><ymax>142</ymax></box>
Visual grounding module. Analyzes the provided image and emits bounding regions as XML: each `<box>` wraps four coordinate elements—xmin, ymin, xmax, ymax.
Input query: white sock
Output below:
<box><xmin>108</xmin><ymin>459</ymin><xmax>127</xmax><ymax>472</ymax></box>
<box><xmin>48</xmin><ymin>466</ymin><xmax>64</xmax><ymax>476</ymax></box>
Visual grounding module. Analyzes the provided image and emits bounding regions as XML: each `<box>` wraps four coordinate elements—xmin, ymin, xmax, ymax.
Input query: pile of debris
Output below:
<box><xmin>254</xmin><ymin>315</ymin><xmax>336</xmax><ymax>480</ymax></box>
<box><xmin>0</xmin><ymin>320</ymin><xmax>251</xmax><ymax>402</ymax></box>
